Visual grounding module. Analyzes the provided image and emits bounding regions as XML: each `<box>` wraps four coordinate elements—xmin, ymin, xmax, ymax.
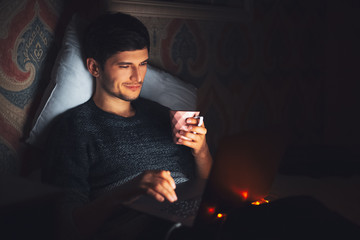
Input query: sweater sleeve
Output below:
<box><xmin>42</xmin><ymin>113</ymin><xmax>91</xmax><ymax>200</ymax></box>
<box><xmin>42</xmin><ymin>112</ymin><xmax>91</xmax><ymax>239</ymax></box>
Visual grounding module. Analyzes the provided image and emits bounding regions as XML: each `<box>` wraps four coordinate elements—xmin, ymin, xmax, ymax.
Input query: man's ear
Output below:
<box><xmin>86</xmin><ymin>58</ymin><xmax>100</xmax><ymax>77</ymax></box>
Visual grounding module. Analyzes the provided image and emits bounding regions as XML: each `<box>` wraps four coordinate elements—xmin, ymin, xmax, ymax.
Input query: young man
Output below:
<box><xmin>43</xmin><ymin>12</ymin><xmax>212</xmax><ymax>239</ymax></box>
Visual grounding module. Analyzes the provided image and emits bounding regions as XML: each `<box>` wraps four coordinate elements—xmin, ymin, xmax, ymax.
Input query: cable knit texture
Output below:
<box><xmin>43</xmin><ymin>97</ymin><xmax>195</xmax><ymax>201</ymax></box>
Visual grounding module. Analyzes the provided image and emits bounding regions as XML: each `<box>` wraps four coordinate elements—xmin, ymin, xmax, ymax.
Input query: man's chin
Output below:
<box><xmin>120</xmin><ymin>94</ymin><xmax>141</xmax><ymax>102</ymax></box>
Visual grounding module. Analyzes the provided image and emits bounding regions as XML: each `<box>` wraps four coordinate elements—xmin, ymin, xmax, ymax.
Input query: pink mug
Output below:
<box><xmin>169</xmin><ymin>110</ymin><xmax>203</xmax><ymax>143</ymax></box>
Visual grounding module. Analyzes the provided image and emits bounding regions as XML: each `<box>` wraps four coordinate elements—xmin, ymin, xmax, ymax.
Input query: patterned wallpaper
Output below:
<box><xmin>1</xmin><ymin>0</ymin><xmax>354</xmax><ymax>176</ymax></box>
<box><xmin>0</xmin><ymin>0</ymin><xmax>63</xmax><ymax>174</ymax></box>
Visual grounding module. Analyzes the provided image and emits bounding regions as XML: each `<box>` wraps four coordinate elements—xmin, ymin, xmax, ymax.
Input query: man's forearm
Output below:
<box><xmin>194</xmin><ymin>144</ymin><xmax>213</xmax><ymax>179</ymax></box>
<box><xmin>71</xmin><ymin>171</ymin><xmax>177</xmax><ymax>238</ymax></box>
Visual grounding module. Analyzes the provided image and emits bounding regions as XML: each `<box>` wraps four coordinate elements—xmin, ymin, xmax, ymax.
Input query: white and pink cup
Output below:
<box><xmin>169</xmin><ymin>110</ymin><xmax>203</xmax><ymax>143</ymax></box>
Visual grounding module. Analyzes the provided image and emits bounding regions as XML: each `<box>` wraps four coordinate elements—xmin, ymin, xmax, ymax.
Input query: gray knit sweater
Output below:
<box><xmin>43</xmin><ymin>98</ymin><xmax>195</xmax><ymax>201</ymax></box>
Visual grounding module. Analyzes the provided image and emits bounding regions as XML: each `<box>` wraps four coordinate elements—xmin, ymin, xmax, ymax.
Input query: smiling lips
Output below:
<box><xmin>124</xmin><ymin>84</ymin><xmax>142</xmax><ymax>91</ymax></box>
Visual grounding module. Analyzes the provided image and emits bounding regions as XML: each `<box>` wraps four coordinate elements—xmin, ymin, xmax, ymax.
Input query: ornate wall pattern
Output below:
<box><xmin>0</xmin><ymin>0</ymin><xmax>62</xmax><ymax>174</ymax></box>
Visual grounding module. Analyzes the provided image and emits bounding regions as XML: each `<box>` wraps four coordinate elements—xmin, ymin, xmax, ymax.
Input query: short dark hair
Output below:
<box><xmin>83</xmin><ymin>12</ymin><xmax>150</xmax><ymax>69</ymax></box>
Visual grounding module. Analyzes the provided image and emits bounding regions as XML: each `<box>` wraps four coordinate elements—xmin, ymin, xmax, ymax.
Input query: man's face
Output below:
<box><xmin>98</xmin><ymin>48</ymin><xmax>149</xmax><ymax>102</ymax></box>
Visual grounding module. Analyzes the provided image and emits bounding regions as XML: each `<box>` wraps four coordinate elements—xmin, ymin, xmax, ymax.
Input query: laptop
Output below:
<box><xmin>127</xmin><ymin>128</ymin><xmax>288</xmax><ymax>228</ymax></box>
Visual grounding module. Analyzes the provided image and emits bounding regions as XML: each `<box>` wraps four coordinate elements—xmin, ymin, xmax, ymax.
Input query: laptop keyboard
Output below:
<box><xmin>160</xmin><ymin>197</ymin><xmax>201</xmax><ymax>219</ymax></box>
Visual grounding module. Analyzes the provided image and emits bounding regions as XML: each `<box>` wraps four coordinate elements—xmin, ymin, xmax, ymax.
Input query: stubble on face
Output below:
<box><xmin>100</xmin><ymin>77</ymin><xmax>141</xmax><ymax>102</ymax></box>
<box><xmin>98</xmin><ymin>48</ymin><xmax>149</xmax><ymax>103</ymax></box>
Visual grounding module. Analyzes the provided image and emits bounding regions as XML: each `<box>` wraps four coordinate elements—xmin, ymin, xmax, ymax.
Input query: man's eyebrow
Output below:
<box><xmin>116</xmin><ymin>62</ymin><xmax>132</xmax><ymax>65</ymax></box>
<box><xmin>116</xmin><ymin>59</ymin><xmax>149</xmax><ymax>65</ymax></box>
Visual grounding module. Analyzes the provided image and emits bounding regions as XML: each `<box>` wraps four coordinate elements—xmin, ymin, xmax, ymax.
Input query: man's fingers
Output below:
<box><xmin>177</xmin><ymin>127</ymin><xmax>206</xmax><ymax>144</ymax></box>
<box><xmin>142</xmin><ymin>170</ymin><xmax>177</xmax><ymax>202</ymax></box>
<box><xmin>188</xmin><ymin>125</ymin><xmax>207</xmax><ymax>135</ymax></box>
<box><xmin>177</xmin><ymin>138</ymin><xmax>196</xmax><ymax>149</ymax></box>
<box><xmin>156</xmin><ymin>171</ymin><xmax>177</xmax><ymax>202</ymax></box>
<box><xmin>145</xmin><ymin>181</ymin><xmax>177</xmax><ymax>202</ymax></box>
<box><xmin>153</xmin><ymin>182</ymin><xmax>177</xmax><ymax>202</ymax></box>
<box><xmin>186</xmin><ymin>117</ymin><xmax>204</xmax><ymax>127</ymax></box>
<box><xmin>178</xmin><ymin>131</ymin><xmax>200</xmax><ymax>142</ymax></box>
<box><xmin>161</xmin><ymin>171</ymin><xmax>176</xmax><ymax>189</ymax></box>
<box><xmin>146</xmin><ymin>188</ymin><xmax>165</xmax><ymax>202</ymax></box>
<box><xmin>176</xmin><ymin>127</ymin><xmax>207</xmax><ymax>139</ymax></box>
<box><xmin>144</xmin><ymin>170</ymin><xmax>176</xmax><ymax>189</ymax></box>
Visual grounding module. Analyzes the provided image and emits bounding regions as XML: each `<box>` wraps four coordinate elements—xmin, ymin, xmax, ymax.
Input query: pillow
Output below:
<box><xmin>26</xmin><ymin>14</ymin><xmax>197</xmax><ymax>148</ymax></box>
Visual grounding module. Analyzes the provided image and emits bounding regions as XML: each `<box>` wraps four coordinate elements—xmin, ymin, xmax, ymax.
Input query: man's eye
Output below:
<box><xmin>140</xmin><ymin>62</ymin><xmax>148</xmax><ymax>66</ymax></box>
<box><xmin>119</xmin><ymin>65</ymin><xmax>129</xmax><ymax>68</ymax></box>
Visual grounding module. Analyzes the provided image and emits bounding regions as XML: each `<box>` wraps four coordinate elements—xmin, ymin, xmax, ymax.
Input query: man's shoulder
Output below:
<box><xmin>45</xmin><ymin>100</ymin><xmax>95</xmax><ymax>144</ymax></box>
<box><xmin>53</xmin><ymin>99</ymin><xmax>94</xmax><ymax>128</ymax></box>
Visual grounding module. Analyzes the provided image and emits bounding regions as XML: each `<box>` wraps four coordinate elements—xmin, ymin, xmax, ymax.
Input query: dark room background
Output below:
<box><xmin>0</xmin><ymin>0</ymin><xmax>359</xmax><ymax>175</ymax></box>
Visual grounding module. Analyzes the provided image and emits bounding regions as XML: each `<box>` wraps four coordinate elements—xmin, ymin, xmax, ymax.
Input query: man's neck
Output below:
<box><xmin>92</xmin><ymin>92</ymin><xmax>135</xmax><ymax>118</ymax></box>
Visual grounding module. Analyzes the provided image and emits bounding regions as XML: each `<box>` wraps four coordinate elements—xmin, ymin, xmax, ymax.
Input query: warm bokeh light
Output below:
<box><xmin>251</xmin><ymin>198</ymin><xmax>269</xmax><ymax>205</ymax></box>
<box><xmin>217</xmin><ymin>213</ymin><xmax>224</xmax><ymax>218</ymax></box>
<box><xmin>230</xmin><ymin>186</ymin><xmax>249</xmax><ymax>201</ymax></box>
<box><xmin>241</xmin><ymin>191</ymin><xmax>248</xmax><ymax>200</ymax></box>
<box><xmin>207</xmin><ymin>207</ymin><xmax>216</xmax><ymax>214</ymax></box>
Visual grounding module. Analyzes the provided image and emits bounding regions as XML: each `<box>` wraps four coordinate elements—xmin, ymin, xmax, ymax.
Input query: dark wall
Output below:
<box><xmin>195</xmin><ymin>0</ymin><xmax>360</xmax><ymax>151</ymax></box>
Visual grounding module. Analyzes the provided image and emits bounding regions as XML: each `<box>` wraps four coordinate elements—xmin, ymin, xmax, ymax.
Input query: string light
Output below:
<box><xmin>216</xmin><ymin>213</ymin><xmax>228</xmax><ymax>219</ymax></box>
<box><xmin>241</xmin><ymin>191</ymin><xmax>248</xmax><ymax>200</ymax></box>
<box><xmin>207</xmin><ymin>207</ymin><xmax>216</xmax><ymax>214</ymax></box>
<box><xmin>251</xmin><ymin>198</ymin><xmax>269</xmax><ymax>205</ymax></box>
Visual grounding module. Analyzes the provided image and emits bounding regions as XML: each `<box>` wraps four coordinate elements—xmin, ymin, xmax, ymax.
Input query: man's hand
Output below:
<box><xmin>116</xmin><ymin>170</ymin><xmax>177</xmax><ymax>204</ymax></box>
<box><xmin>176</xmin><ymin>118</ymin><xmax>213</xmax><ymax>179</ymax></box>
<box><xmin>73</xmin><ymin>170</ymin><xmax>177</xmax><ymax>239</ymax></box>
<box><xmin>176</xmin><ymin>117</ymin><xmax>208</xmax><ymax>156</ymax></box>
<box><xmin>137</xmin><ymin>170</ymin><xmax>177</xmax><ymax>202</ymax></box>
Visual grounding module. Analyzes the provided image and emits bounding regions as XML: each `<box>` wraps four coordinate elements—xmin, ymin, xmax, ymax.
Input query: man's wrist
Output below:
<box><xmin>193</xmin><ymin>144</ymin><xmax>210</xmax><ymax>160</ymax></box>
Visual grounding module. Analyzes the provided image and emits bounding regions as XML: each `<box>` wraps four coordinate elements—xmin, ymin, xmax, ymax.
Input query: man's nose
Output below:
<box><xmin>130</xmin><ymin>67</ymin><xmax>142</xmax><ymax>83</ymax></box>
